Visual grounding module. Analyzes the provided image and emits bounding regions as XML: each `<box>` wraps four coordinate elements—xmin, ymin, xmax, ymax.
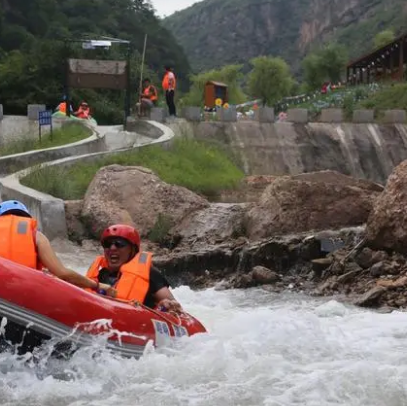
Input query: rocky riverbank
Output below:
<box><xmin>64</xmin><ymin>161</ymin><xmax>407</xmax><ymax>310</ymax></box>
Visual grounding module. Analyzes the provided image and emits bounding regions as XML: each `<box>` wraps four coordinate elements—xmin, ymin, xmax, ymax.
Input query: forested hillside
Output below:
<box><xmin>164</xmin><ymin>0</ymin><xmax>406</xmax><ymax>73</ymax></box>
<box><xmin>0</xmin><ymin>0</ymin><xmax>190</xmax><ymax>123</ymax></box>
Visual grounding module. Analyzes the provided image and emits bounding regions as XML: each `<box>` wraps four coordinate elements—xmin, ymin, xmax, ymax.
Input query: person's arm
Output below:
<box><xmin>150</xmin><ymin>267</ymin><xmax>182</xmax><ymax>312</ymax></box>
<box><xmin>36</xmin><ymin>232</ymin><xmax>116</xmax><ymax>297</ymax></box>
<box><xmin>168</xmin><ymin>73</ymin><xmax>175</xmax><ymax>89</ymax></box>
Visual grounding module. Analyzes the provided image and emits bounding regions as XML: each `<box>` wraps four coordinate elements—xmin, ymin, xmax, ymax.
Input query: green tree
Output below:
<box><xmin>374</xmin><ymin>29</ymin><xmax>395</xmax><ymax>49</ymax></box>
<box><xmin>181</xmin><ymin>64</ymin><xmax>246</xmax><ymax>106</ymax></box>
<box><xmin>247</xmin><ymin>56</ymin><xmax>294</xmax><ymax>106</ymax></box>
<box><xmin>302</xmin><ymin>43</ymin><xmax>348</xmax><ymax>90</ymax></box>
<box><xmin>302</xmin><ymin>53</ymin><xmax>323</xmax><ymax>90</ymax></box>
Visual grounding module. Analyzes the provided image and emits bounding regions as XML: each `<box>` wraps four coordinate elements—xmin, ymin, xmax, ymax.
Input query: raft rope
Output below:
<box><xmin>129</xmin><ymin>299</ymin><xmax>183</xmax><ymax>327</ymax></box>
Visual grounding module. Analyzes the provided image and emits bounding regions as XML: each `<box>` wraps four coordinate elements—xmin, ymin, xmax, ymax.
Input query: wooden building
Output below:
<box><xmin>204</xmin><ymin>81</ymin><xmax>228</xmax><ymax>108</ymax></box>
<box><xmin>347</xmin><ymin>32</ymin><xmax>407</xmax><ymax>84</ymax></box>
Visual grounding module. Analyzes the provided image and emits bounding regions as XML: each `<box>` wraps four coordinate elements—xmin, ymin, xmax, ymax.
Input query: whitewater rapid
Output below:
<box><xmin>1</xmin><ymin>251</ymin><xmax>407</xmax><ymax>405</ymax></box>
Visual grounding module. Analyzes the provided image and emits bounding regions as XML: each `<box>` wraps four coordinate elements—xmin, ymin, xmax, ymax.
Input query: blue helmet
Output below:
<box><xmin>0</xmin><ymin>200</ymin><xmax>31</xmax><ymax>217</ymax></box>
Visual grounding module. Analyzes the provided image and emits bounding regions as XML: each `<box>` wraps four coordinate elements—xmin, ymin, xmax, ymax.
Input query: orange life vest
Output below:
<box><xmin>162</xmin><ymin>72</ymin><xmax>176</xmax><ymax>91</ymax></box>
<box><xmin>0</xmin><ymin>215</ymin><xmax>40</xmax><ymax>270</ymax></box>
<box><xmin>143</xmin><ymin>85</ymin><xmax>158</xmax><ymax>101</ymax></box>
<box><xmin>58</xmin><ymin>102</ymin><xmax>67</xmax><ymax>114</ymax></box>
<box><xmin>86</xmin><ymin>252</ymin><xmax>152</xmax><ymax>302</ymax></box>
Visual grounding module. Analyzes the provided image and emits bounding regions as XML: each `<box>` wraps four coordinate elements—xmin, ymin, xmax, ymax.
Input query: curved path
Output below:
<box><xmin>0</xmin><ymin>119</ymin><xmax>175</xmax><ymax>240</ymax></box>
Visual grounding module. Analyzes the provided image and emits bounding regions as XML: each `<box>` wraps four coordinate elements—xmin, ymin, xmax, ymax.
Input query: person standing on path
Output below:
<box><xmin>162</xmin><ymin>66</ymin><xmax>176</xmax><ymax>117</ymax></box>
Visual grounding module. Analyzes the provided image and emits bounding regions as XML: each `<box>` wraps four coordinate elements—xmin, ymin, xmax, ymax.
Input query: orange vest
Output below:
<box><xmin>162</xmin><ymin>72</ymin><xmax>176</xmax><ymax>91</ymax></box>
<box><xmin>143</xmin><ymin>85</ymin><xmax>158</xmax><ymax>101</ymax></box>
<box><xmin>86</xmin><ymin>252</ymin><xmax>152</xmax><ymax>302</ymax></box>
<box><xmin>0</xmin><ymin>215</ymin><xmax>40</xmax><ymax>270</ymax></box>
<box><xmin>58</xmin><ymin>102</ymin><xmax>67</xmax><ymax>114</ymax></box>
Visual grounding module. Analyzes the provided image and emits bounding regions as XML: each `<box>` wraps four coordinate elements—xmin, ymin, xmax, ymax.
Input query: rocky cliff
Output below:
<box><xmin>164</xmin><ymin>0</ymin><xmax>406</xmax><ymax>72</ymax></box>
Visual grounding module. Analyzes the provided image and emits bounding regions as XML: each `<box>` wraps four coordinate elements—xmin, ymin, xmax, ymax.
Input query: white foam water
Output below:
<box><xmin>1</xmin><ymin>284</ymin><xmax>407</xmax><ymax>406</ymax></box>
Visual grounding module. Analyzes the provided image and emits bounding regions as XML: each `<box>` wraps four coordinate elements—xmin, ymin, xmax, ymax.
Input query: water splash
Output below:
<box><xmin>72</xmin><ymin>318</ymin><xmax>148</xmax><ymax>346</ymax></box>
<box><xmin>2</xmin><ymin>285</ymin><xmax>407</xmax><ymax>405</ymax></box>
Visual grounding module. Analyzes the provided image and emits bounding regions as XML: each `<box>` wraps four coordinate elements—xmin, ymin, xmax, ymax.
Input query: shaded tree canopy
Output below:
<box><xmin>302</xmin><ymin>43</ymin><xmax>348</xmax><ymax>91</ymax></box>
<box><xmin>373</xmin><ymin>29</ymin><xmax>395</xmax><ymax>49</ymax></box>
<box><xmin>247</xmin><ymin>56</ymin><xmax>294</xmax><ymax>106</ymax></box>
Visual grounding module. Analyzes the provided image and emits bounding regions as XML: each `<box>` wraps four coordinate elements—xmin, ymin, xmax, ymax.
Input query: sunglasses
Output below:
<box><xmin>101</xmin><ymin>239</ymin><xmax>130</xmax><ymax>249</ymax></box>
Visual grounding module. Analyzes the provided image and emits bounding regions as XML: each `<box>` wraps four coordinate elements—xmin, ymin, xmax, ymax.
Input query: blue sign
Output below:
<box><xmin>38</xmin><ymin>110</ymin><xmax>52</xmax><ymax>126</ymax></box>
<box><xmin>38</xmin><ymin>110</ymin><xmax>53</xmax><ymax>141</ymax></box>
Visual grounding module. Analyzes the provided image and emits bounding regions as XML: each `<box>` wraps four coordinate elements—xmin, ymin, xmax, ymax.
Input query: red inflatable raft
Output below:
<box><xmin>0</xmin><ymin>257</ymin><xmax>207</xmax><ymax>357</ymax></box>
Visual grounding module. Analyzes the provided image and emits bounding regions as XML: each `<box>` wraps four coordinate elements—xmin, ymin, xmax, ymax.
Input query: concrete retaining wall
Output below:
<box><xmin>320</xmin><ymin>108</ymin><xmax>343</xmax><ymax>123</ymax></box>
<box><xmin>0</xmin><ymin>120</ymin><xmax>174</xmax><ymax>240</ymax></box>
<box><xmin>0</xmin><ymin>104</ymin><xmax>69</xmax><ymax>145</ymax></box>
<box><xmin>353</xmin><ymin>109</ymin><xmax>375</xmax><ymax>123</ymax></box>
<box><xmin>287</xmin><ymin>109</ymin><xmax>309</xmax><ymax>123</ymax></box>
<box><xmin>0</xmin><ymin>174</ymin><xmax>68</xmax><ymax>240</ymax></box>
<box><xmin>255</xmin><ymin>107</ymin><xmax>275</xmax><ymax>123</ymax></box>
<box><xmin>217</xmin><ymin>106</ymin><xmax>237</xmax><ymax>122</ymax></box>
<box><xmin>151</xmin><ymin>106</ymin><xmax>407</xmax><ymax>125</ymax></box>
<box><xmin>0</xmin><ymin>128</ymin><xmax>104</xmax><ymax>176</ymax></box>
<box><xmin>383</xmin><ymin>110</ymin><xmax>406</xmax><ymax>123</ymax></box>
<box><xmin>0</xmin><ymin>116</ymin><xmax>66</xmax><ymax>145</ymax></box>
<box><xmin>181</xmin><ymin>107</ymin><xmax>202</xmax><ymax>122</ymax></box>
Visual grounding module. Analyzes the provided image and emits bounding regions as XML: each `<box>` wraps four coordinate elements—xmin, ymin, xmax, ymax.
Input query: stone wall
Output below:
<box><xmin>154</xmin><ymin>105</ymin><xmax>407</xmax><ymax>124</ymax></box>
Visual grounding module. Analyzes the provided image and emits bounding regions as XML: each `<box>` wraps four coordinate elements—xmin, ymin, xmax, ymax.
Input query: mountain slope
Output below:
<box><xmin>164</xmin><ymin>0</ymin><xmax>406</xmax><ymax>73</ymax></box>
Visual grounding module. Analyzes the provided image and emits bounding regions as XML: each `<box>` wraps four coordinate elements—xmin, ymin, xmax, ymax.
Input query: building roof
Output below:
<box><xmin>347</xmin><ymin>31</ymin><xmax>407</xmax><ymax>68</ymax></box>
<box><xmin>206</xmin><ymin>80</ymin><xmax>228</xmax><ymax>87</ymax></box>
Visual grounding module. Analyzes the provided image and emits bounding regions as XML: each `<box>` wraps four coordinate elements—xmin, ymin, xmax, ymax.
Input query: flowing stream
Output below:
<box><xmin>1</xmin><ymin>250</ymin><xmax>407</xmax><ymax>406</ymax></box>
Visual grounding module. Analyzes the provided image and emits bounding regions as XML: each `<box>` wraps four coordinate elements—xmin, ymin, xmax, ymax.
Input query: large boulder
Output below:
<box><xmin>172</xmin><ymin>202</ymin><xmax>248</xmax><ymax>246</ymax></box>
<box><xmin>65</xmin><ymin>200</ymin><xmax>88</xmax><ymax>242</ymax></box>
<box><xmin>366</xmin><ymin>160</ymin><xmax>407</xmax><ymax>253</ymax></box>
<box><xmin>245</xmin><ymin>170</ymin><xmax>383</xmax><ymax>239</ymax></box>
<box><xmin>82</xmin><ymin>165</ymin><xmax>209</xmax><ymax>238</ymax></box>
<box><xmin>218</xmin><ymin>175</ymin><xmax>276</xmax><ymax>203</ymax></box>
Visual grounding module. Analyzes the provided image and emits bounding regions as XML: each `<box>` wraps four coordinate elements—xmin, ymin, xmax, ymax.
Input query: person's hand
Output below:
<box><xmin>99</xmin><ymin>283</ymin><xmax>117</xmax><ymax>298</ymax></box>
<box><xmin>157</xmin><ymin>298</ymin><xmax>183</xmax><ymax>313</ymax></box>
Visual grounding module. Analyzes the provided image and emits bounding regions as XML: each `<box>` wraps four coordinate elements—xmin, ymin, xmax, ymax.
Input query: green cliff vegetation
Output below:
<box><xmin>361</xmin><ymin>84</ymin><xmax>407</xmax><ymax>111</ymax></box>
<box><xmin>21</xmin><ymin>138</ymin><xmax>244</xmax><ymax>200</ymax></box>
<box><xmin>247</xmin><ymin>57</ymin><xmax>294</xmax><ymax>106</ymax></box>
<box><xmin>0</xmin><ymin>0</ymin><xmax>190</xmax><ymax>124</ymax></box>
<box><xmin>164</xmin><ymin>0</ymin><xmax>406</xmax><ymax>74</ymax></box>
<box><xmin>181</xmin><ymin>64</ymin><xmax>247</xmax><ymax>106</ymax></box>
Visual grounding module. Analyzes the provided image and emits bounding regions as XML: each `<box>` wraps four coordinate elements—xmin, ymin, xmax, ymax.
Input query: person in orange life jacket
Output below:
<box><xmin>75</xmin><ymin>101</ymin><xmax>90</xmax><ymax>119</ymax></box>
<box><xmin>162</xmin><ymin>66</ymin><xmax>176</xmax><ymax>117</ymax></box>
<box><xmin>0</xmin><ymin>200</ymin><xmax>116</xmax><ymax>297</ymax></box>
<box><xmin>139</xmin><ymin>78</ymin><xmax>158</xmax><ymax>116</ymax></box>
<box><xmin>56</xmin><ymin>95</ymin><xmax>73</xmax><ymax>115</ymax></box>
<box><xmin>86</xmin><ymin>224</ymin><xmax>182</xmax><ymax>312</ymax></box>
<box><xmin>142</xmin><ymin>78</ymin><xmax>158</xmax><ymax>106</ymax></box>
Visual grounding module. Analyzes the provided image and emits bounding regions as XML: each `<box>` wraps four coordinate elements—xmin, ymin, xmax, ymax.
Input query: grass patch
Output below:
<box><xmin>0</xmin><ymin>123</ymin><xmax>92</xmax><ymax>156</ymax></box>
<box><xmin>359</xmin><ymin>83</ymin><xmax>407</xmax><ymax>111</ymax></box>
<box><xmin>21</xmin><ymin>137</ymin><xmax>245</xmax><ymax>200</ymax></box>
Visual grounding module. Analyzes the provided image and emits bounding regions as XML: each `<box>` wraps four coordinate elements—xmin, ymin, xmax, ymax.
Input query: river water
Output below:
<box><xmin>1</xmin><ymin>250</ymin><xmax>407</xmax><ymax>406</ymax></box>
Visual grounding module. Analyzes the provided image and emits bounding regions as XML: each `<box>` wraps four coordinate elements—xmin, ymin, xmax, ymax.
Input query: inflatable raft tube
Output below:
<box><xmin>52</xmin><ymin>111</ymin><xmax>98</xmax><ymax>126</ymax></box>
<box><xmin>0</xmin><ymin>257</ymin><xmax>206</xmax><ymax>358</ymax></box>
